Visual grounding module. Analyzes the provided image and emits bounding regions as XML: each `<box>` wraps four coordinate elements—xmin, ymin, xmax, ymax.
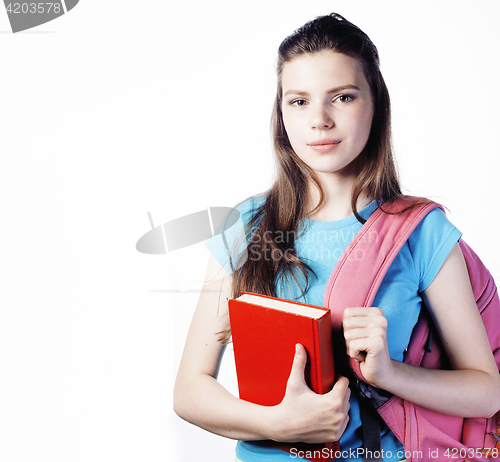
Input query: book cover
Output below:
<box><xmin>228</xmin><ymin>292</ymin><xmax>339</xmax><ymax>462</ymax></box>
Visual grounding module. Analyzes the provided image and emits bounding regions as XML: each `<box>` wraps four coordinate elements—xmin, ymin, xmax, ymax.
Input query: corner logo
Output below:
<box><xmin>3</xmin><ymin>1</ymin><xmax>79</xmax><ymax>33</ymax></box>
<box><xmin>136</xmin><ymin>208</ymin><xmax>241</xmax><ymax>254</ymax></box>
<box><xmin>136</xmin><ymin>207</ymin><xmax>246</xmax><ymax>293</ymax></box>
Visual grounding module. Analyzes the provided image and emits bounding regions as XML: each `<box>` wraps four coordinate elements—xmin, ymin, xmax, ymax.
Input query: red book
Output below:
<box><xmin>228</xmin><ymin>292</ymin><xmax>339</xmax><ymax>462</ymax></box>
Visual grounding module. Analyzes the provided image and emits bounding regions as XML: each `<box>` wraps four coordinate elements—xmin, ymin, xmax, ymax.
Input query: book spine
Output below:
<box><xmin>317</xmin><ymin>312</ymin><xmax>335</xmax><ymax>394</ymax></box>
<box><xmin>311</xmin><ymin>318</ymin><xmax>322</xmax><ymax>393</ymax></box>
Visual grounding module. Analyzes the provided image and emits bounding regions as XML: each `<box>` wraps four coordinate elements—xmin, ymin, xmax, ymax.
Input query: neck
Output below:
<box><xmin>305</xmin><ymin>172</ymin><xmax>372</xmax><ymax>222</ymax></box>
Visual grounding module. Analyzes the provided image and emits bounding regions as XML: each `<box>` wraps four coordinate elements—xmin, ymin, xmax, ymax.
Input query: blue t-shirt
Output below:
<box><xmin>205</xmin><ymin>195</ymin><xmax>462</xmax><ymax>462</ymax></box>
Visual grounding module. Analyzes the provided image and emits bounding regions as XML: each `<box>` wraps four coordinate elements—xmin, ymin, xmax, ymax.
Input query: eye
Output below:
<box><xmin>335</xmin><ymin>94</ymin><xmax>355</xmax><ymax>103</ymax></box>
<box><xmin>290</xmin><ymin>99</ymin><xmax>308</xmax><ymax>107</ymax></box>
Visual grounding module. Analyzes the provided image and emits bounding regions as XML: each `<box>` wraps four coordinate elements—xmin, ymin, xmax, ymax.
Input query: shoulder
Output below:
<box><xmin>408</xmin><ymin>206</ymin><xmax>460</xmax><ymax>246</ymax></box>
<box><xmin>234</xmin><ymin>193</ymin><xmax>267</xmax><ymax>225</ymax></box>
<box><xmin>211</xmin><ymin>193</ymin><xmax>267</xmax><ymax>238</ymax></box>
<box><xmin>204</xmin><ymin>193</ymin><xmax>267</xmax><ymax>275</ymax></box>
<box><xmin>407</xmin><ymin>206</ymin><xmax>463</xmax><ymax>291</ymax></box>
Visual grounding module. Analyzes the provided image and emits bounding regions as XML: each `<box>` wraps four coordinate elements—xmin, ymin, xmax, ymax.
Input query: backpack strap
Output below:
<box><xmin>323</xmin><ymin>196</ymin><xmax>442</xmax><ymax>381</ymax></box>
<box><xmin>323</xmin><ymin>197</ymin><xmax>442</xmax><ymax>462</ymax></box>
<box><xmin>360</xmin><ymin>403</ymin><xmax>383</xmax><ymax>462</ymax></box>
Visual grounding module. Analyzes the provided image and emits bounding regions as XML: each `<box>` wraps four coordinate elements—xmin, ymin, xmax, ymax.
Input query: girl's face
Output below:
<box><xmin>281</xmin><ymin>50</ymin><xmax>374</xmax><ymax>179</ymax></box>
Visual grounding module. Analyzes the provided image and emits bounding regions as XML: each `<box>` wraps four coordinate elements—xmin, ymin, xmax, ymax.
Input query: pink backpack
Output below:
<box><xmin>323</xmin><ymin>196</ymin><xmax>500</xmax><ymax>462</ymax></box>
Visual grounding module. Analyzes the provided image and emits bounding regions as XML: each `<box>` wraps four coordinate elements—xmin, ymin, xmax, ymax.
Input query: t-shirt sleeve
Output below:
<box><xmin>204</xmin><ymin>195</ymin><xmax>264</xmax><ymax>275</ymax></box>
<box><xmin>408</xmin><ymin>207</ymin><xmax>462</xmax><ymax>292</ymax></box>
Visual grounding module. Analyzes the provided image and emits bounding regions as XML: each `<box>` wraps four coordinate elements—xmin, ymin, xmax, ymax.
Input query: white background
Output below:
<box><xmin>0</xmin><ymin>1</ymin><xmax>499</xmax><ymax>461</ymax></box>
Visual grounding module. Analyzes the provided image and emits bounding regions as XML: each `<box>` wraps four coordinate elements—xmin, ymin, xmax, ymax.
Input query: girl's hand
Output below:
<box><xmin>272</xmin><ymin>344</ymin><xmax>350</xmax><ymax>444</ymax></box>
<box><xmin>342</xmin><ymin>307</ymin><xmax>393</xmax><ymax>388</ymax></box>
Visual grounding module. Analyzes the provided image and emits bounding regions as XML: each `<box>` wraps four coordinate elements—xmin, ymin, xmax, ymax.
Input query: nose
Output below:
<box><xmin>311</xmin><ymin>104</ymin><xmax>334</xmax><ymax>130</ymax></box>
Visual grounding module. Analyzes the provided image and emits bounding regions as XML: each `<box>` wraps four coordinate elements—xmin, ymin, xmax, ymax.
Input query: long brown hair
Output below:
<box><xmin>231</xmin><ymin>13</ymin><xmax>403</xmax><ymax>301</ymax></box>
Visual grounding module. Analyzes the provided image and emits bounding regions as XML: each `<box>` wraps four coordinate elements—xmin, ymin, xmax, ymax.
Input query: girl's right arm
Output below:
<box><xmin>173</xmin><ymin>254</ymin><xmax>351</xmax><ymax>444</ymax></box>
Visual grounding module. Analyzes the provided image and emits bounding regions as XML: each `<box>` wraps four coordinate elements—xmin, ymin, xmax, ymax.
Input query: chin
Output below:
<box><xmin>312</xmin><ymin>162</ymin><xmax>355</xmax><ymax>175</ymax></box>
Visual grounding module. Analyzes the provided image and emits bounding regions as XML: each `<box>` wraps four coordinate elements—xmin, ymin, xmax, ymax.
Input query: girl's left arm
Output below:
<box><xmin>343</xmin><ymin>243</ymin><xmax>500</xmax><ymax>418</ymax></box>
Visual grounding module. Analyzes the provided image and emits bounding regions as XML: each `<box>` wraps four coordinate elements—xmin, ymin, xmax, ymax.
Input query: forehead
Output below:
<box><xmin>281</xmin><ymin>50</ymin><xmax>368</xmax><ymax>91</ymax></box>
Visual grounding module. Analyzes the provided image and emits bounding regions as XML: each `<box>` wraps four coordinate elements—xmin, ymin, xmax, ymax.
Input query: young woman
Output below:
<box><xmin>173</xmin><ymin>13</ymin><xmax>500</xmax><ymax>462</ymax></box>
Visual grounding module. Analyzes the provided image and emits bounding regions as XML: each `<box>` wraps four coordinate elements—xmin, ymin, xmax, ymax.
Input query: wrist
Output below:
<box><xmin>370</xmin><ymin>358</ymin><xmax>399</xmax><ymax>391</ymax></box>
<box><xmin>379</xmin><ymin>359</ymin><xmax>409</xmax><ymax>394</ymax></box>
<box><xmin>264</xmin><ymin>403</ymin><xmax>286</xmax><ymax>442</ymax></box>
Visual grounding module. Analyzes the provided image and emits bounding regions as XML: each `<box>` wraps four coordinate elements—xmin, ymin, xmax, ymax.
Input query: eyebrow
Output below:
<box><xmin>283</xmin><ymin>84</ymin><xmax>361</xmax><ymax>97</ymax></box>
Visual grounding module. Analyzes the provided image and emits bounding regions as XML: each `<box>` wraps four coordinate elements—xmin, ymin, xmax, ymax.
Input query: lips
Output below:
<box><xmin>308</xmin><ymin>139</ymin><xmax>341</xmax><ymax>153</ymax></box>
